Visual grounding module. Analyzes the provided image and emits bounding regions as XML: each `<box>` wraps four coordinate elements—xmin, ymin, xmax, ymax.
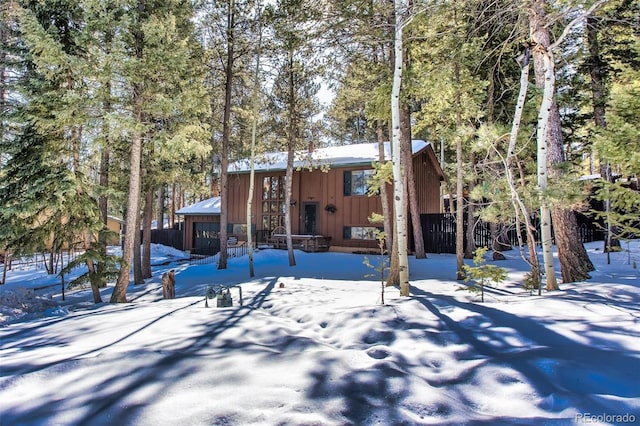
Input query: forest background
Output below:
<box><xmin>0</xmin><ymin>0</ymin><xmax>638</xmax><ymax>301</ymax></box>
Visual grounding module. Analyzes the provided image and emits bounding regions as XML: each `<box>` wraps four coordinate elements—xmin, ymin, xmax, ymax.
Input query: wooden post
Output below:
<box><xmin>162</xmin><ymin>269</ymin><xmax>176</xmax><ymax>299</ymax></box>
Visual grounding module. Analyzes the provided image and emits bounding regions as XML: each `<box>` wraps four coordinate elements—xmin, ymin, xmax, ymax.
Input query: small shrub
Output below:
<box><xmin>364</xmin><ymin>214</ymin><xmax>388</xmax><ymax>305</ymax></box>
<box><xmin>459</xmin><ymin>247</ymin><xmax>507</xmax><ymax>302</ymax></box>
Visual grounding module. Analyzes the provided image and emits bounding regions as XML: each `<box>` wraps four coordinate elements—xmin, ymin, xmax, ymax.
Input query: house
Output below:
<box><xmin>178</xmin><ymin>140</ymin><xmax>445</xmax><ymax>253</ymax></box>
<box><xmin>106</xmin><ymin>216</ymin><xmax>124</xmax><ymax>246</ymax></box>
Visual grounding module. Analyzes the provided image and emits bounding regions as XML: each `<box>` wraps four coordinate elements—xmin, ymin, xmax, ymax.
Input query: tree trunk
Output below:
<box><xmin>2</xmin><ymin>253</ymin><xmax>9</xmax><ymax>284</ymax></box>
<box><xmin>391</xmin><ymin>0</ymin><xmax>409</xmax><ymax>296</ymax></box>
<box><xmin>156</xmin><ymin>185</ymin><xmax>164</xmax><ymax>230</ymax></box>
<box><xmin>142</xmin><ymin>185</ymin><xmax>153</xmax><ymax>279</ymax></box>
<box><xmin>0</xmin><ymin>16</ymin><xmax>6</xmax><ymax>142</ymax></box>
<box><xmin>246</xmin><ymin>1</ymin><xmax>262</xmax><ymax>278</ymax></box>
<box><xmin>86</xmin><ymin>255</ymin><xmax>103</xmax><ymax>304</ymax></box>
<box><xmin>218</xmin><ymin>0</ymin><xmax>236</xmax><ymax>271</ymax></box>
<box><xmin>169</xmin><ymin>183</ymin><xmax>176</xmax><ymax>229</ymax></box>
<box><xmin>97</xmin><ymin>105</ymin><xmax>110</xmax><ymax>289</ymax></box>
<box><xmin>401</xmin><ymin>105</ymin><xmax>426</xmax><ymax>259</ymax></box>
<box><xmin>285</xmin><ymin>149</ymin><xmax>296</xmax><ymax>266</ymax></box>
<box><xmin>533</xmin><ymin>42</ymin><xmax>558</xmax><ymax>291</ymax></box>
<box><xmin>377</xmin><ymin>123</ymin><xmax>393</xmax><ymax>253</ymax></box>
<box><xmin>90</xmin><ymin>276</ymin><xmax>103</xmax><ymax>303</ymax></box>
<box><xmin>112</xmin><ymin>0</ymin><xmax>145</xmax><ymax>303</ymax></box>
<box><xmin>133</xmin><ymin>200</ymin><xmax>144</xmax><ymax>284</ymax></box>
<box><xmin>112</xmin><ymin>128</ymin><xmax>142</xmax><ymax>302</ymax></box>
<box><xmin>386</xmin><ymin>236</ymin><xmax>399</xmax><ymax>287</ymax></box>
<box><xmin>490</xmin><ymin>223</ymin><xmax>511</xmax><ymax>260</ymax></box>
<box><xmin>465</xmin><ymin>201</ymin><xmax>476</xmax><ymax>259</ymax></box>
<box><xmin>464</xmin><ymin>151</ymin><xmax>477</xmax><ymax>259</ymax></box>
<box><xmin>503</xmin><ymin>51</ymin><xmax>541</xmax><ymax>288</ymax></box>
<box><xmin>455</xmin><ymin>111</ymin><xmax>465</xmax><ymax>278</ymax></box>
<box><xmin>285</xmin><ymin>48</ymin><xmax>297</xmax><ymax>267</ymax></box>
<box><xmin>529</xmin><ymin>0</ymin><xmax>594</xmax><ymax>287</ymax></box>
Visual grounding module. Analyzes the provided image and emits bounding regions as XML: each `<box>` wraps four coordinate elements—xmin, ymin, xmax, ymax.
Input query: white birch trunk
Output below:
<box><xmin>535</xmin><ymin>45</ymin><xmax>558</xmax><ymax>290</ymax></box>
<box><xmin>504</xmin><ymin>56</ymin><xmax>541</xmax><ymax>288</ymax></box>
<box><xmin>246</xmin><ymin>1</ymin><xmax>262</xmax><ymax>278</ymax></box>
<box><xmin>392</xmin><ymin>0</ymin><xmax>409</xmax><ymax>296</ymax></box>
<box><xmin>285</xmin><ymin>49</ymin><xmax>296</xmax><ymax>267</ymax></box>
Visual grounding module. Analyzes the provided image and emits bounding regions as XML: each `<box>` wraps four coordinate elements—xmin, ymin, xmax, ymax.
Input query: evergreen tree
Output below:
<box><xmin>1</xmin><ymin>1</ymin><xmax>105</xmax><ymax>296</ymax></box>
<box><xmin>593</xmin><ymin>35</ymin><xmax>640</xmax><ymax>241</ymax></box>
<box><xmin>529</xmin><ymin>0</ymin><xmax>604</xmax><ymax>288</ymax></box>
<box><xmin>267</xmin><ymin>0</ymin><xmax>322</xmax><ymax>267</ymax></box>
<box><xmin>197</xmin><ymin>0</ymin><xmax>256</xmax><ymax>270</ymax></box>
<box><xmin>112</xmin><ymin>0</ymin><xmax>210</xmax><ymax>302</ymax></box>
<box><xmin>409</xmin><ymin>0</ymin><xmax>487</xmax><ymax>279</ymax></box>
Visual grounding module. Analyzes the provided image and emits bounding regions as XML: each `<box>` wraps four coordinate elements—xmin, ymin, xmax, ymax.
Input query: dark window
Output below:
<box><xmin>344</xmin><ymin>170</ymin><xmax>374</xmax><ymax>196</ymax></box>
<box><xmin>229</xmin><ymin>223</ymin><xmax>255</xmax><ymax>235</ymax></box>
<box><xmin>343</xmin><ymin>226</ymin><xmax>382</xmax><ymax>240</ymax></box>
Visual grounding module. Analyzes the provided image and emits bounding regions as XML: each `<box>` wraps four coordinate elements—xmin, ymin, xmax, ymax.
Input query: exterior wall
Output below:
<box><xmin>184</xmin><ymin>145</ymin><xmax>444</xmax><ymax>251</ymax></box>
<box><xmin>412</xmin><ymin>147</ymin><xmax>443</xmax><ymax>214</ymax></box>
<box><xmin>226</xmin><ymin>166</ymin><xmax>385</xmax><ymax>249</ymax></box>
<box><xmin>225</xmin><ymin>153</ymin><xmax>441</xmax><ymax>249</ymax></box>
<box><xmin>106</xmin><ymin>218</ymin><xmax>123</xmax><ymax>245</ymax></box>
<box><xmin>298</xmin><ymin>166</ymin><xmax>385</xmax><ymax>249</ymax></box>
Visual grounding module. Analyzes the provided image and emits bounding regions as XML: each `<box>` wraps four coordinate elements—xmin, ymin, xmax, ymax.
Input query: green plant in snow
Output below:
<box><xmin>363</xmin><ymin>213</ymin><xmax>389</xmax><ymax>305</ymax></box>
<box><xmin>458</xmin><ymin>247</ymin><xmax>507</xmax><ymax>302</ymax></box>
<box><xmin>522</xmin><ymin>271</ymin><xmax>539</xmax><ymax>295</ymax></box>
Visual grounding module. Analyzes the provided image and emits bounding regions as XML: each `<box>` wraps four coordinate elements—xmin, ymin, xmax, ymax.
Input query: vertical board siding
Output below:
<box><xmin>413</xmin><ymin>150</ymin><xmax>442</xmax><ymax>214</ymax></box>
<box><xmin>216</xmin><ymin>146</ymin><xmax>443</xmax><ymax>250</ymax></box>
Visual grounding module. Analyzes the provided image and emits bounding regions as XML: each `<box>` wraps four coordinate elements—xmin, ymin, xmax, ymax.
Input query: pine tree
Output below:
<box><xmin>197</xmin><ymin>0</ymin><xmax>256</xmax><ymax>270</ymax></box>
<box><xmin>593</xmin><ymin>40</ymin><xmax>640</xmax><ymax>241</ymax></box>
<box><xmin>1</xmin><ymin>2</ymin><xmax>105</xmax><ymax>298</ymax></box>
<box><xmin>111</xmin><ymin>0</ymin><xmax>211</xmax><ymax>302</ymax></box>
<box><xmin>267</xmin><ymin>0</ymin><xmax>322</xmax><ymax>267</ymax></box>
<box><xmin>409</xmin><ymin>1</ymin><xmax>486</xmax><ymax>279</ymax></box>
<box><xmin>528</xmin><ymin>0</ymin><xmax>603</xmax><ymax>288</ymax></box>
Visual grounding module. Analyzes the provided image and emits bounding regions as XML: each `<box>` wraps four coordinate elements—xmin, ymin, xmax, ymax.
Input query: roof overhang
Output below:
<box><xmin>176</xmin><ymin>197</ymin><xmax>221</xmax><ymax>215</ymax></box>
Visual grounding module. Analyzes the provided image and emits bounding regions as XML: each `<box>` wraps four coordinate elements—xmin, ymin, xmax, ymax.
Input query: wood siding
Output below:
<box><xmin>180</xmin><ymin>145</ymin><xmax>443</xmax><ymax>251</ymax></box>
<box><xmin>224</xmin><ymin>145</ymin><xmax>442</xmax><ymax>250</ymax></box>
<box><xmin>413</xmin><ymin>147</ymin><xmax>443</xmax><ymax>214</ymax></box>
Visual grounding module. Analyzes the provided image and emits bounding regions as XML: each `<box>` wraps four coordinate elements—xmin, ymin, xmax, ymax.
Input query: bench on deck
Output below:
<box><xmin>266</xmin><ymin>227</ymin><xmax>331</xmax><ymax>252</ymax></box>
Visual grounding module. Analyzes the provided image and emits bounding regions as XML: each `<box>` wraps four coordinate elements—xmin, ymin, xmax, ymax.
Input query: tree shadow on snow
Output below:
<box><xmin>409</xmin><ymin>286</ymin><xmax>640</xmax><ymax>420</ymax></box>
<box><xmin>1</xmin><ymin>278</ymin><xmax>279</xmax><ymax>426</ymax></box>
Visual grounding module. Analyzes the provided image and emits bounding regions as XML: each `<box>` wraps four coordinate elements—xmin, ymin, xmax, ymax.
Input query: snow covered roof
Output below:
<box><xmin>176</xmin><ymin>196</ymin><xmax>221</xmax><ymax>215</ymax></box>
<box><xmin>579</xmin><ymin>173</ymin><xmax>624</xmax><ymax>181</ymax></box>
<box><xmin>107</xmin><ymin>215</ymin><xmax>124</xmax><ymax>224</ymax></box>
<box><xmin>229</xmin><ymin>140</ymin><xmax>431</xmax><ymax>173</ymax></box>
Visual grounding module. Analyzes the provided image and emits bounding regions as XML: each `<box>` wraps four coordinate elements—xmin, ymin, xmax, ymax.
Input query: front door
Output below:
<box><xmin>302</xmin><ymin>203</ymin><xmax>318</xmax><ymax>235</ymax></box>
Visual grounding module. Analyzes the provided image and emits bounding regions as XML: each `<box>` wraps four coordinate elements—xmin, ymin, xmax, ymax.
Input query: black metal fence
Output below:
<box><xmin>150</xmin><ymin>229</ymin><xmax>184</xmax><ymax>250</ymax></box>
<box><xmin>420</xmin><ymin>211</ymin><xmax>605</xmax><ymax>254</ymax></box>
<box><xmin>147</xmin><ymin>213</ymin><xmax>607</xmax><ymax>257</ymax></box>
<box><xmin>189</xmin><ymin>247</ymin><xmax>220</xmax><ymax>265</ymax></box>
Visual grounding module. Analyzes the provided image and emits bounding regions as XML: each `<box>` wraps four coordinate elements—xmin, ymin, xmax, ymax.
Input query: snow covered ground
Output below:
<box><xmin>0</xmin><ymin>242</ymin><xmax>639</xmax><ymax>425</ymax></box>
